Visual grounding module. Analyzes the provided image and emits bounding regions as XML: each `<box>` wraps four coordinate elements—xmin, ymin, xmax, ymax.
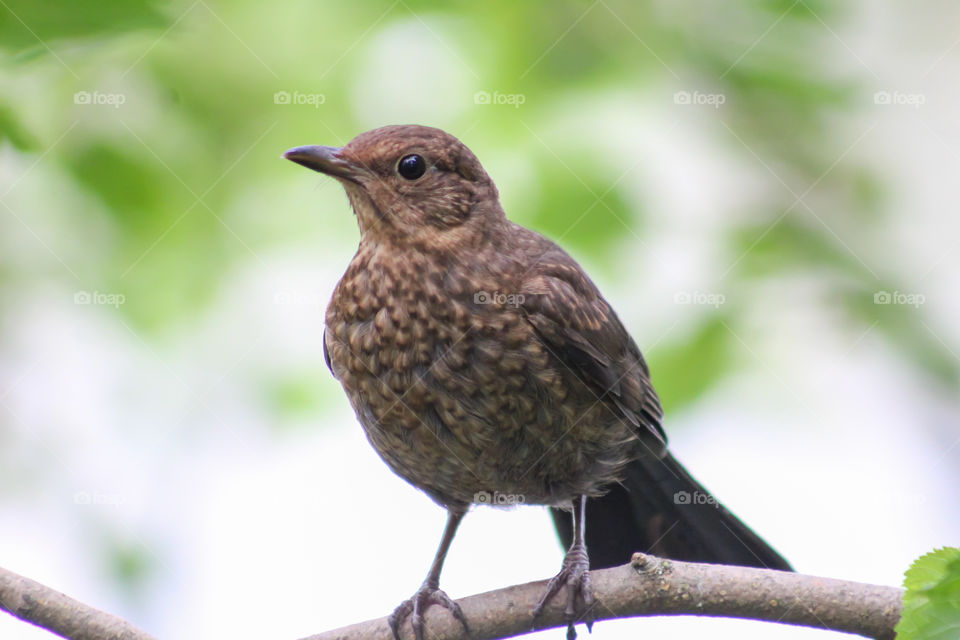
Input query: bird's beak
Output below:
<box><xmin>283</xmin><ymin>145</ymin><xmax>363</xmax><ymax>181</ymax></box>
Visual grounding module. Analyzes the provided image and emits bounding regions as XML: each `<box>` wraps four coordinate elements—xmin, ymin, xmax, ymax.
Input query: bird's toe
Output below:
<box><xmin>389</xmin><ymin>583</ymin><xmax>469</xmax><ymax>640</ymax></box>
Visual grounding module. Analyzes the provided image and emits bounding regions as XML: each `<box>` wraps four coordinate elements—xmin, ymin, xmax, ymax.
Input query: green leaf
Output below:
<box><xmin>0</xmin><ymin>102</ymin><xmax>37</xmax><ymax>150</ymax></box>
<box><xmin>65</xmin><ymin>142</ymin><xmax>174</xmax><ymax>226</ymax></box>
<box><xmin>733</xmin><ymin>215</ymin><xmax>865</xmax><ymax>277</ymax></box>
<box><xmin>524</xmin><ymin>156</ymin><xmax>642</xmax><ymax>265</ymax></box>
<box><xmin>268</xmin><ymin>371</ymin><xmax>333</xmax><ymax>421</ymax></box>
<box><xmin>734</xmin><ymin>217</ymin><xmax>960</xmax><ymax>386</ymax></box>
<box><xmin>844</xmin><ymin>289</ymin><xmax>960</xmax><ymax>387</ymax></box>
<box><xmin>647</xmin><ymin>315</ymin><xmax>733</xmax><ymax>414</ymax></box>
<box><xmin>896</xmin><ymin>547</ymin><xmax>960</xmax><ymax>640</ymax></box>
<box><xmin>0</xmin><ymin>0</ymin><xmax>168</xmax><ymax>54</ymax></box>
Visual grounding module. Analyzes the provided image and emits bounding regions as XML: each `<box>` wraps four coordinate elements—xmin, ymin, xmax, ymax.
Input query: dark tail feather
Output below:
<box><xmin>551</xmin><ymin>453</ymin><xmax>793</xmax><ymax>571</ymax></box>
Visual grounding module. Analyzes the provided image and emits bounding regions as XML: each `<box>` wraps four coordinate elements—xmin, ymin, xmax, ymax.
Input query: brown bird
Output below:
<box><xmin>284</xmin><ymin>125</ymin><xmax>791</xmax><ymax>640</ymax></box>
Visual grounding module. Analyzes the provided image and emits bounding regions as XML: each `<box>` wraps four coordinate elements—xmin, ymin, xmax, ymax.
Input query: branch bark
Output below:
<box><xmin>1</xmin><ymin>554</ymin><xmax>903</xmax><ymax>640</ymax></box>
<box><xmin>0</xmin><ymin>565</ymin><xmax>157</xmax><ymax>640</ymax></box>
<box><xmin>302</xmin><ymin>553</ymin><xmax>903</xmax><ymax>640</ymax></box>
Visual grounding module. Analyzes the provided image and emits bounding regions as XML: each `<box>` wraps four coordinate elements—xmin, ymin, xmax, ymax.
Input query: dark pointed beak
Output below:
<box><xmin>283</xmin><ymin>145</ymin><xmax>363</xmax><ymax>181</ymax></box>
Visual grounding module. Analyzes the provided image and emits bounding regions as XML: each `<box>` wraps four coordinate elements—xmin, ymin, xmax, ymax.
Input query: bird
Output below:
<box><xmin>284</xmin><ymin>124</ymin><xmax>792</xmax><ymax>640</ymax></box>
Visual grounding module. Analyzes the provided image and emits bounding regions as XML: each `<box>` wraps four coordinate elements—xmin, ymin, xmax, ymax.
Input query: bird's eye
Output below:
<box><xmin>397</xmin><ymin>154</ymin><xmax>427</xmax><ymax>180</ymax></box>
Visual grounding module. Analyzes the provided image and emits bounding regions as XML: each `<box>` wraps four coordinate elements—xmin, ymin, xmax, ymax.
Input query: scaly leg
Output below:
<box><xmin>388</xmin><ymin>510</ymin><xmax>469</xmax><ymax>640</ymax></box>
<box><xmin>534</xmin><ymin>495</ymin><xmax>594</xmax><ymax>639</ymax></box>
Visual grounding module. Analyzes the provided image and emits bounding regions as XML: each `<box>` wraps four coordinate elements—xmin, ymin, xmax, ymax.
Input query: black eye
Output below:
<box><xmin>397</xmin><ymin>154</ymin><xmax>426</xmax><ymax>180</ymax></box>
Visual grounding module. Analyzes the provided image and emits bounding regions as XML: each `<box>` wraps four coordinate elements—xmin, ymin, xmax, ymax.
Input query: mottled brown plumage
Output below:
<box><xmin>308</xmin><ymin>126</ymin><xmax>666</xmax><ymax>509</ymax></box>
<box><xmin>284</xmin><ymin>125</ymin><xmax>791</xmax><ymax>640</ymax></box>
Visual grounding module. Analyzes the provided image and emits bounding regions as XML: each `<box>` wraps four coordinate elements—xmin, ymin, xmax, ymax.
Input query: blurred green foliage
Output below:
<box><xmin>648</xmin><ymin>315</ymin><xmax>733</xmax><ymax>413</ymax></box>
<box><xmin>0</xmin><ymin>0</ymin><xmax>167</xmax><ymax>56</ymax></box>
<box><xmin>0</xmin><ymin>0</ymin><xmax>953</xmax><ymax>420</ymax></box>
<box><xmin>268</xmin><ymin>369</ymin><xmax>339</xmax><ymax>423</ymax></box>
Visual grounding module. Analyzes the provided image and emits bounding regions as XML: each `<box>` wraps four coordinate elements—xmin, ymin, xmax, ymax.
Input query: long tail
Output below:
<box><xmin>550</xmin><ymin>453</ymin><xmax>793</xmax><ymax>571</ymax></box>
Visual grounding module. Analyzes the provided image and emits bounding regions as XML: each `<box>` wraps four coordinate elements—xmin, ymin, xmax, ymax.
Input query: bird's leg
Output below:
<box><xmin>388</xmin><ymin>509</ymin><xmax>469</xmax><ymax>640</ymax></box>
<box><xmin>534</xmin><ymin>495</ymin><xmax>594</xmax><ymax>639</ymax></box>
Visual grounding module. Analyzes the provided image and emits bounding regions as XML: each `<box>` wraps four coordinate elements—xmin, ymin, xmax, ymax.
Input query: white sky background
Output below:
<box><xmin>2</xmin><ymin>3</ymin><xmax>960</xmax><ymax>640</ymax></box>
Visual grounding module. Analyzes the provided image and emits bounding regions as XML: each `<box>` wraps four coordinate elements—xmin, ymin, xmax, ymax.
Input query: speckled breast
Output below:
<box><xmin>324</xmin><ymin>242</ymin><xmax>633</xmax><ymax>509</ymax></box>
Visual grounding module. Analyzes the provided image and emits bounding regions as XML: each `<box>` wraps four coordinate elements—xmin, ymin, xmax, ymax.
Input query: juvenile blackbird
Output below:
<box><xmin>285</xmin><ymin>125</ymin><xmax>792</xmax><ymax>640</ymax></box>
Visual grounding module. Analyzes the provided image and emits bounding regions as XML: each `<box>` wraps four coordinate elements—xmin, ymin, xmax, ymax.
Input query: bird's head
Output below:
<box><xmin>285</xmin><ymin>125</ymin><xmax>504</xmax><ymax>251</ymax></box>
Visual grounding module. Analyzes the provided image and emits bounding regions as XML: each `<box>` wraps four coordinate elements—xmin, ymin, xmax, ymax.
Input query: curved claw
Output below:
<box><xmin>533</xmin><ymin>542</ymin><xmax>594</xmax><ymax>640</ymax></box>
<box><xmin>388</xmin><ymin>583</ymin><xmax>469</xmax><ymax>640</ymax></box>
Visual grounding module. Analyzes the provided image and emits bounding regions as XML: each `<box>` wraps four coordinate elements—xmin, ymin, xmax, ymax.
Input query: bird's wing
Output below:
<box><xmin>517</xmin><ymin>236</ymin><xmax>666</xmax><ymax>452</ymax></box>
<box><xmin>323</xmin><ymin>328</ymin><xmax>334</xmax><ymax>376</ymax></box>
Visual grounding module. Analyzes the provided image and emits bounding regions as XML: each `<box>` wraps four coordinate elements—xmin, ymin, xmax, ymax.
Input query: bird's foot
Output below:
<box><xmin>533</xmin><ymin>542</ymin><xmax>594</xmax><ymax>640</ymax></box>
<box><xmin>388</xmin><ymin>581</ymin><xmax>469</xmax><ymax>640</ymax></box>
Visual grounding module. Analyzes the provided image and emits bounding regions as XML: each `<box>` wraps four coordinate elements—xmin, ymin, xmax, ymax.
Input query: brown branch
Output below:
<box><xmin>0</xmin><ymin>554</ymin><xmax>904</xmax><ymax>640</ymax></box>
<box><xmin>302</xmin><ymin>553</ymin><xmax>904</xmax><ymax>640</ymax></box>
<box><xmin>0</xmin><ymin>565</ymin><xmax>157</xmax><ymax>640</ymax></box>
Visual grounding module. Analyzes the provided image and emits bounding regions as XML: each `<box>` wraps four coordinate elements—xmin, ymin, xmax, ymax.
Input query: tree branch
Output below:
<box><xmin>302</xmin><ymin>553</ymin><xmax>903</xmax><ymax>640</ymax></box>
<box><xmin>0</xmin><ymin>565</ymin><xmax>157</xmax><ymax>640</ymax></box>
<box><xmin>1</xmin><ymin>554</ymin><xmax>904</xmax><ymax>640</ymax></box>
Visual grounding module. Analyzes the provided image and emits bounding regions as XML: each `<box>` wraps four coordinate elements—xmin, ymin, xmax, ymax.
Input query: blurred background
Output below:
<box><xmin>1</xmin><ymin>1</ymin><xmax>958</xmax><ymax>638</ymax></box>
